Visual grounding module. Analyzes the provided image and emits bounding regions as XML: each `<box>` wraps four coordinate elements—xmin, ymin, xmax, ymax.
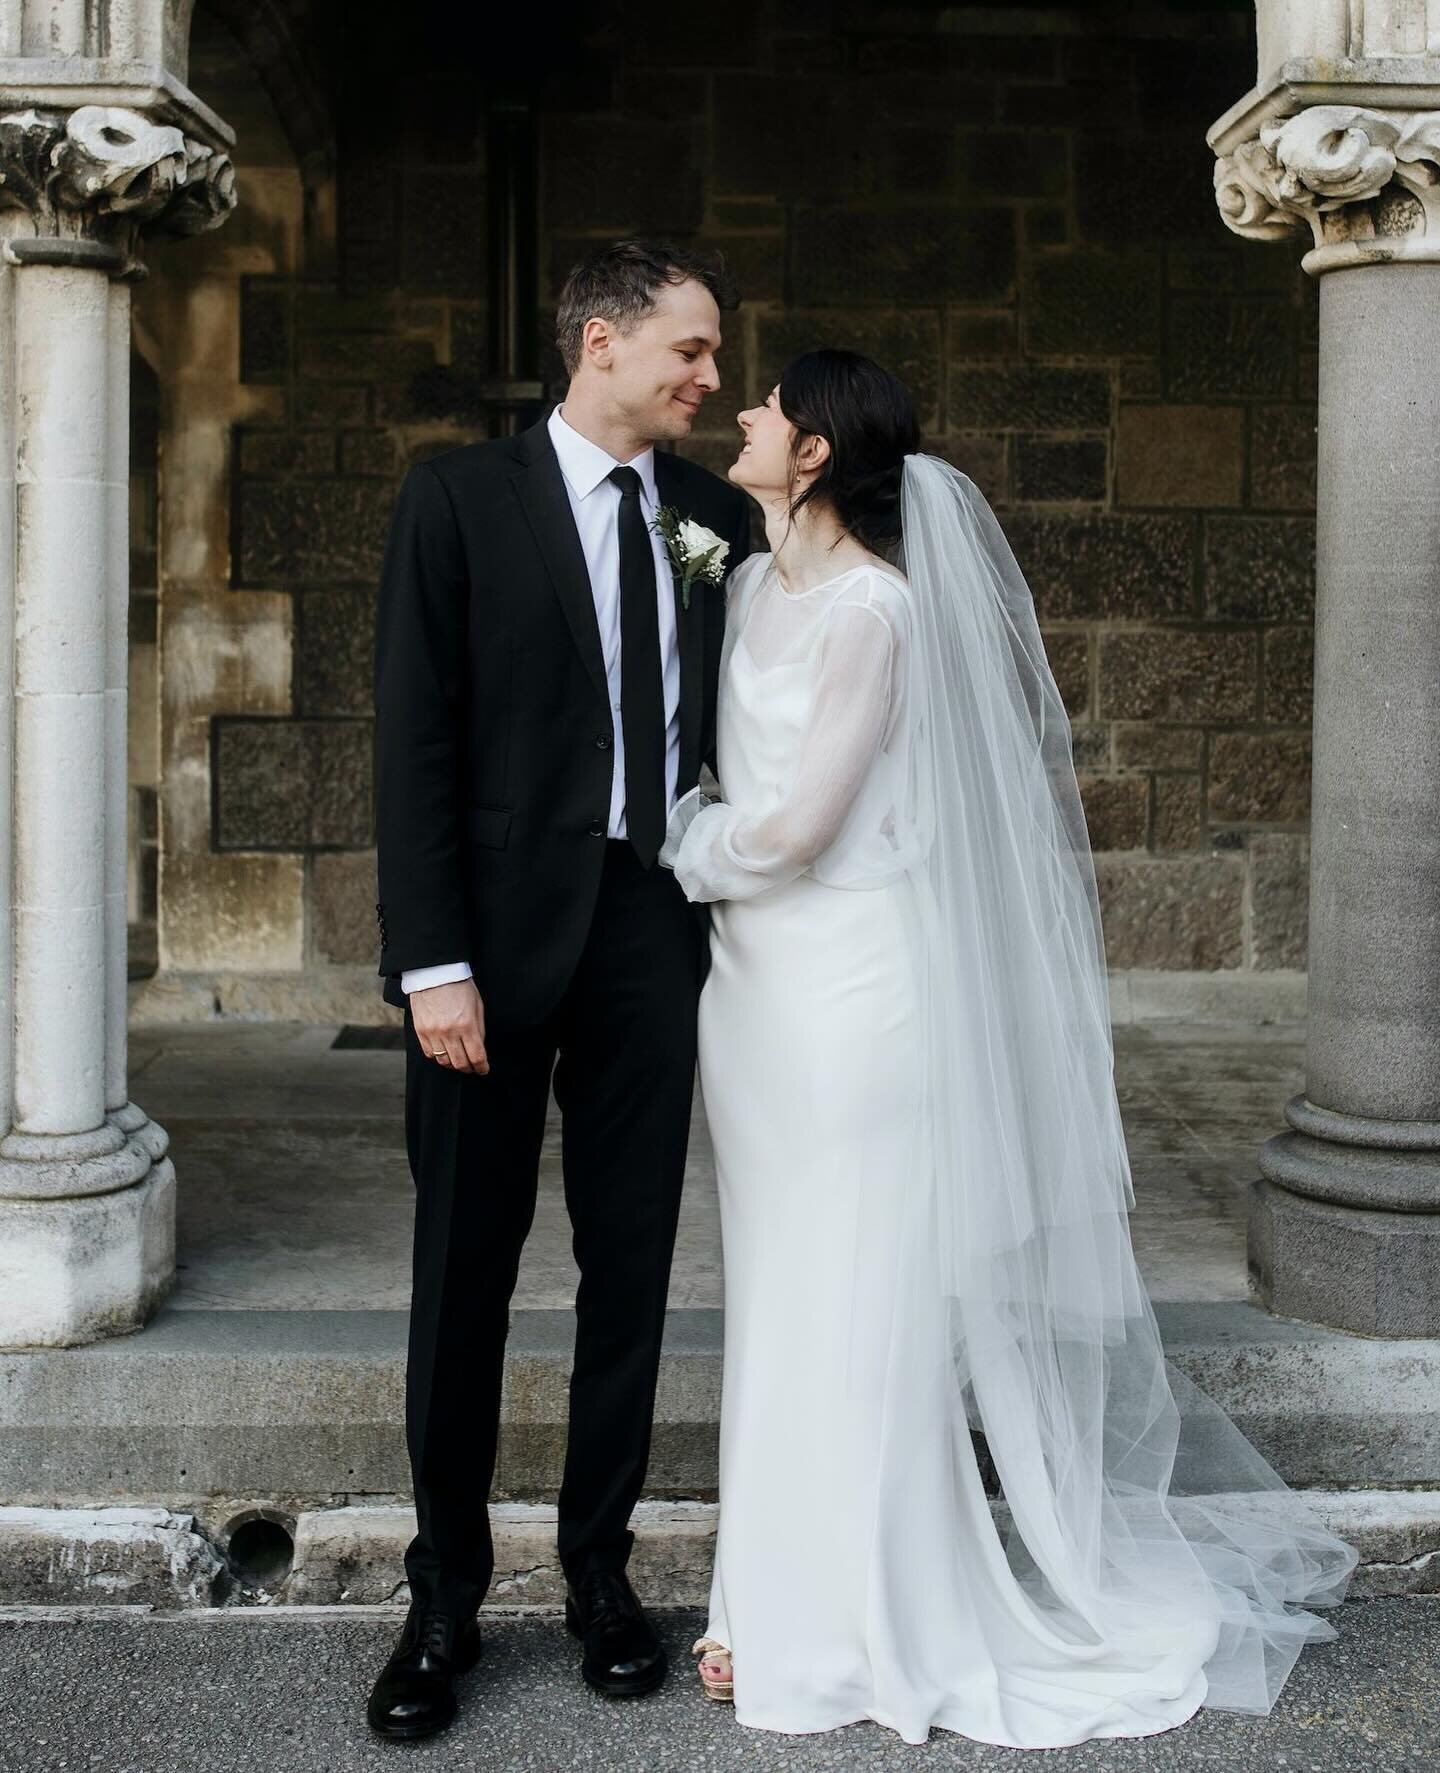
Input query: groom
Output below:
<box><xmin>367</xmin><ymin>239</ymin><xmax>751</xmax><ymax>1740</ymax></box>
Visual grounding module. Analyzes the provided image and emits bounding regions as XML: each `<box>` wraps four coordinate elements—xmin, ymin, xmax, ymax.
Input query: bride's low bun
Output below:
<box><xmin>778</xmin><ymin>350</ymin><xmax>922</xmax><ymax>562</ymax></box>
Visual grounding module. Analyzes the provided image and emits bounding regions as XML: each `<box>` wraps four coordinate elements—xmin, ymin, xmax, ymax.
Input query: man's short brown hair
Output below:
<box><xmin>554</xmin><ymin>239</ymin><xmax>740</xmax><ymax>378</ymax></box>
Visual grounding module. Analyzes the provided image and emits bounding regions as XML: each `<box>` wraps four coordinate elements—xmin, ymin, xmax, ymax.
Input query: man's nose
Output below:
<box><xmin>695</xmin><ymin>355</ymin><xmax>721</xmax><ymax>392</ymax></box>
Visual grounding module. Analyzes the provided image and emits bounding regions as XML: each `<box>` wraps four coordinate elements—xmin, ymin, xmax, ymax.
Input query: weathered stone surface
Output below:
<box><xmin>1118</xmin><ymin>359</ymin><xmax>1163</xmax><ymax>399</ymax></box>
<box><xmin>214</xmin><ymin>720</ymin><xmax>373</xmax><ymax>850</ymax></box>
<box><xmin>400</xmin><ymin>169</ymin><xmax>486</xmax><ymax>298</ymax></box>
<box><xmin>1208</xmin><ymin>732</ymin><xmax>1311</xmax><ymax>824</ymax></box>
<box><xmin>1015</xmin><ymin>436</ymin><xmax>1107</xmax><ymax>502</ymax></box>
<box><xmin>1079</xmin><ymin>774</ymin><xmax>1148</xmax><ymax>850</ymax></box>
<box><xmin>0</xmin><ymin>1508</ymin><xmax>222</xmax><ymax>1606</ymax></box>
<box><xmin>1076</xmin><ymin>132</ymin><xmax>1220</xmax><ymax>245</ymax></box>
<box><xmin>237</xmin><ymin>430</ymin><xmax>335</xmax><ymax>477</ymax></box>
<box><xmin>1070</xmin><ymin>725</ymin><xmax>1110</xmax><ymax>769</ymax></box>
<box><xmin>1042</xmin><ymin>629</ymin><xmax>1088</xmax><ymax>717</ymax></box>
<box><xmin>1132</xmin><ymin>37</ymin><xmax>1254</xmax><ymax>133</ymax></box>
<box><xmin>545</xmin><ymin>117</ymin><xmax>702</xmax><ymax>231</ymax></box>
<box><xmin>793</xmin><ymin>206</ymin><xmax>1014</xmax><ymax>305</ymax></box>
<box><xmin>236</xmin><ymin>481</ymin><xmax>395</xmax><ymax>586</ymax></box>
<box><xmin>957</xmin><ymin>129</ymin><xmax>1067</xmax><ymax>200</ymax></box>
<box><xmin>338</xmin><ymin>158</ymin><xmax>398</xmax><ymax>295</ymax></box>
<box><xmin>1203</xmin><ymin>516</ymin><xmax>1315</xmax><ymax>621</ymax></box>
<box><xmin>1263</xmin><ymin>625</ymin><xmax>1314</xmax><ymax>726</ymax></box>
<box><xmin>1166</xmin><ymin>246</ymin><xmax>1241</xmax><ymax>293</ymax></box>
<box><xmin>372</xmin><ymin>365</ymin><xmax>487</xmax><ymax>427</ymax></box>
<box><xmin>295</xmin><ymin>385</ymin><xmax>370</xmax><ymax>427</ymax></box>
<box><xmin>239</xmin><ymin>278</ymin><xmax>291</xmax><ymax>384</ymax></box>
<box><xmin>757</xmin><ymin>311</ymin><xmax>942</xmax><ymax>430</ymax></box>
<box><xmin>1116</xmin><ymin>404</ymin><xmax>1243</xmax><ymax>508</ymax></box>
<box><xmin>1113</xmin><ymin>724</ymin><xmax>1204</xmax><ymax>772</ymax></box>
<box><xmin>1024</xmin><ymin>205</ymin><xmax>1068</xmax><ymax>247</ymax></box>
<box><xmin>1093</xmin><ymin>854</ymin><xmax>1245</xmax><ymax>969</ymax></box>
<box><xmin>1007</xmin><ymin>72</ymin><xmax>1127</xmax><ymax>130</ymax></box>
<box><xmin>927</xmin><ymin>434</ymin><xmax>1007</xmax><ymax>505</ymax></box>
<box><xmin>877</xmin><ymin>124</ymin><xmax>955</xmax><ymax>198</ymax></box>
<box><xmin>298</xmin><ymin>333</ymin><xmax>435</xmax><ymax>384</ymax></box>
<box><xmin>312</xmin><ymin>850</ymin><xmax>379</xmax><ymax>965</ymax></box>
<box><xmin>947</xmin><ymin>310</ymin><xmax>1016</xmax><ymax>357</ymax></box>
<box><xmin>710</xmin><ymin>232</ymin><xmax>785</xmax><ymax>303</ymax></box>
<box><xmin>1251</xmin><ymin>832</ymin><xmax>1310</xmax><ymax>970</ymax></box>
<box><xmin>297</xmin><ymin>588</ymin><xmax>374</xmax><ymax>718</ymax></box>
<box><xmin>1006</xmin><ymin>513</ymin><xmax>1195</xmax><ymax>621</ymax></box>
<box><xmin>624</xmin><ymin>0</ymin><xmax>760</xmax><ymax>67</ymax></box>
<box><xmin>1251</xmin><ymin>405</ymin><xmax>1317</xmax><ymax>510</ymax></box>
<box><xmin>449</xmin><ymin>305</ymin><xmax>490</xmax><ymax>376</ymax></box>
<box><xmin>949</xmin><ymin>366</ymin><xmax>1111</xmax><ymax>432</ymax></box>
<box><xmin>1099</xmin><ymin>631</ymin><xmax>1257</xmax><ymax>721</ymax></box>
<box><xmin>1166</xmin><ymin>297</ymin><xmax>1291</xmax><ymax>400</ymax></box>
<box><xmin>1024</xmin><ymin>250</ymin><xmax>1162</xmax><ymax>358</ymax></box>
<box><xmin>615</xmin><ymin>70</ymin><xmax>711</xmax><ymax>123</ymax></box>
<box><xmin>295</xmin><ymin>288</ymin><xmax>397</xmax><ymax>334</ymax></box>
<box><xmin>339</xmin><ymin>431</ymin><xmax>397</xmax><ymax>477</ymax></box>
<box><xmin>1155</xmin><ymin>775</ymin><xmax>1203</xmax><ymax>850</ymax></box>
<box><xmin>857</xmin><ymin>33</ymin><xmax>1056</xmax><ymax>80</ymax></box>
<box><xmin>674</xmin><ymin>434</ymin><xmax>747</xmax><ymax>481</ymax></box>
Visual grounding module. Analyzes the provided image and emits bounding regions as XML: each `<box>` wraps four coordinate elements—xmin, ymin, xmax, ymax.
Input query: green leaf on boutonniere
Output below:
<box><xmin>652</xmin><ymin>505</ymin><xmax>731</xmax><ymax>609</ymax></box>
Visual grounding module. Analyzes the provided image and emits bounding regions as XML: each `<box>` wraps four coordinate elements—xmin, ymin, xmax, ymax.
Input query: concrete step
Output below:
<box><xmin>2</xmin><ymin>1493</ymin><xmax>1437</xmax><ymax>1611</ymax></box>
<box><xmin>2</xmin><ymin>1300</ymin><xmax>1435</xmax><ymax>1507</ymax></box>
<box><xmin>3</xmin><ymin>1297</ymin><xmax>1439</xmax><ymax>1607</ymax></box>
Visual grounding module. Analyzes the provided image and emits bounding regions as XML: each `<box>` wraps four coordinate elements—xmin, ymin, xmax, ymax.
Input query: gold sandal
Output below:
<box><xmin>692</xmin><ymin>1636</ymin><xmax>733</xmax><ymax>1703</ymax></box>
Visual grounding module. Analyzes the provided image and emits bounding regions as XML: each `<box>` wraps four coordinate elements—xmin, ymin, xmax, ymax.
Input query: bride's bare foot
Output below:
<box><xmin>692</xmin><ymin>1636</ymin><xmax>733</xmax><ymax>1702</ymax></box>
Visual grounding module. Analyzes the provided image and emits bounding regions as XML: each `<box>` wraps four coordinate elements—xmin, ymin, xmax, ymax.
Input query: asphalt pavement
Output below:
<box><xmin>1</xmin><ymin>1599</ymin><xmax>1436</xmax><ymax>1773</ymax></box>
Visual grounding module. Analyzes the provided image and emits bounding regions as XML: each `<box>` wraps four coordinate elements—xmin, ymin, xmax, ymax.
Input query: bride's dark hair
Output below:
<box><xmin>777</xmin><ymin>349</ymin><xmax>922</xmax><ymax>561</ymax></box>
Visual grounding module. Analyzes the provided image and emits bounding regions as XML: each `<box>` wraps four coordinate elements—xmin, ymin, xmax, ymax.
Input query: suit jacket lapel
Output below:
<box><xmin>510</xmin><ymin>415</ymin><xmax>611</xmax><ymax>712</ymax></box>
<box><xmin>655</xmin><ymin>449</ymin><xmax>705</xmax><ymax>787</ymax></box>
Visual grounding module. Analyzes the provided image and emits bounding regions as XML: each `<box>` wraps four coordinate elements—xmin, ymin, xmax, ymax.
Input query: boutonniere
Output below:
<box><xmin>651</xmin><ymin>507</ymin><xmax>730</xmax><ymax>610</ymax></box>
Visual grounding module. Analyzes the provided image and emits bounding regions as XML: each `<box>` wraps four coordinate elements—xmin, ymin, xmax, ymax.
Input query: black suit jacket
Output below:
<box><xmin>373</xmin><ymin>408</ymin><xmax>753</xmax><ymax>1025</ymax></box>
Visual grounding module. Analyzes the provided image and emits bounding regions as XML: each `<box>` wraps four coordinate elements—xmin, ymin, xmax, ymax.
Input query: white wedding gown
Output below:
<box><xmin>660</xmin><ymin>547</ymin><xmax>1353</xmax><ymax>1749</ymax></box>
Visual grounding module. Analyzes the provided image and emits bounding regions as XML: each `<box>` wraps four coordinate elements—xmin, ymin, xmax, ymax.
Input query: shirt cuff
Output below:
<box><xmin>400</xmin><ymin>960</ymin><xmax>474</xmax><ymax>995</ymax></box>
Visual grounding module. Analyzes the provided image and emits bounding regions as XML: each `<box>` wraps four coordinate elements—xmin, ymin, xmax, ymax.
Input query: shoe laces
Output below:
<box><xmin>413</xmin><ymin>1610</ymin><xmax>456</xmax><ymax>1660</ymax></box>
<box><xmin>578</xmin><ymin>1571</ymin><xmax>636</xmax><ymax>1632</ymax></box>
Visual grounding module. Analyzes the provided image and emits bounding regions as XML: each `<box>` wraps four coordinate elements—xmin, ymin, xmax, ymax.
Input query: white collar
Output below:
<box><xmin>548</xmin><ymin>403</ymin><xmax>658</xmax><ymax>505</ymax></box>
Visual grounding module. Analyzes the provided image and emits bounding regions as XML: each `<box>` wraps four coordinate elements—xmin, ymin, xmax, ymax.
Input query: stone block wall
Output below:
<box><xmin>208</xmin><ymin>1</ymin><xmax>1314</xmax><ymax>980</ymax></box>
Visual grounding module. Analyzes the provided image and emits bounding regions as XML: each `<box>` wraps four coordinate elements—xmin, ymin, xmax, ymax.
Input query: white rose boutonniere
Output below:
<box><xmin>652</xmin><ymin>506</ymin><xmax>730</xmax><ymax>610</ymax></box>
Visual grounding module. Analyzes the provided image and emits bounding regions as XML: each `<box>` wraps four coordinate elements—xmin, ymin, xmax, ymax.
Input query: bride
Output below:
<box><xmin>657</xmin><ymin>349</ymin><xmax>1357</xmax><ymax>1750</ymax></box>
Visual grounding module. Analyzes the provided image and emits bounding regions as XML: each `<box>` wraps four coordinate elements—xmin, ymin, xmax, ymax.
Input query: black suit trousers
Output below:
<box><xmin>401</xmin><ymin>839</ymin><xmax>704</xmax><ymax>1618</ymax></box>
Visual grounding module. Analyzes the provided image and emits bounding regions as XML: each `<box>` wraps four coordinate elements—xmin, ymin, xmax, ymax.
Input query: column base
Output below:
<box><xmin>1250</xmin><ymin>1175</ymin><xmax>1440</xmax><ymax>1336</ymax></box>
<box><xmin>0</xmin><ymin>1155</ymin><xmax>175</xmax><ymax>1349</ymax></box>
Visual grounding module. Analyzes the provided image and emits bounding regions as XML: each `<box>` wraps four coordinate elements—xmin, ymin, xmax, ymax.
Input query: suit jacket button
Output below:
<box><xmin>595</xmin><ymin>734</ymin><xmax>612</xmax><ymax>750</ymax></box>
<box><xmin>588</xmin><ymin>818</ymin><xmax>605</xmax><ymax>837</ymax></box>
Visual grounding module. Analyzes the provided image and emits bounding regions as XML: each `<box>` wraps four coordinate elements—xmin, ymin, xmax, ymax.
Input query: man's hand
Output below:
<box><xmin>410</xmin><ymin>978</ymin><xmax>490</xmax><ymax>1076</ymax></box>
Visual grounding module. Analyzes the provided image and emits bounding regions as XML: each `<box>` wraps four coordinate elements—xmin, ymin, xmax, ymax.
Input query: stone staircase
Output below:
<box><xmin>4</xmin><ymin>1299</ymin><xmax>1439</xmax><ymax>1610</ymax></box>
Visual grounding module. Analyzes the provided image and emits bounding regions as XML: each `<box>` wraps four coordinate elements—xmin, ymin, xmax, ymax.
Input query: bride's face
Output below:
<box><xmin>730</xmin><ymin>384</ymin><xmax>825</xmax><ymax>496</ymax></box>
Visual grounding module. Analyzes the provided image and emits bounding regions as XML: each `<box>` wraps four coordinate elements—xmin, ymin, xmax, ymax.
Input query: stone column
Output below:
<box><xmin>1210</xmin><ymin>28</ymin><xmax>1440</xmax><ymax>1334</ymax></box>
<box><xmin>0</xmin><ymin>95</ymin><xmax>234</xmax><ymax>1347</ymax></box>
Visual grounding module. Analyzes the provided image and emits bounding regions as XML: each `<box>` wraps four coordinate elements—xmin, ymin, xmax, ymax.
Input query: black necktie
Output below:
<box><xmin>608</xmin><ymin>465</ymin><xmax>666</xmax><ymax>867</ymax></box>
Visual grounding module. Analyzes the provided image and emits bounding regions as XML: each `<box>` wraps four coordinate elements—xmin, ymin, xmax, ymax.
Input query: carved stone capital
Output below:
<box><xmin>0</xmin><ymin>103</ymin><xmax>234</xmax><ymax>268</ymax></box>
<box><xmin>1215</xmin><ymin>103</ymin><xmax>1440</xmax><ymax>274</ymax></box>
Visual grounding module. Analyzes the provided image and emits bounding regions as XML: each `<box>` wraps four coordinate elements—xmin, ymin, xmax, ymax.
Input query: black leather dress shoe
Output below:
<box><xmin>565</xmin><ymin>1569</ymin><xmax>667</xmax><ymax>1698</ymax></box>
<box><xmin>366</xmin><ymin>1605</ymin><xmax>482</xmax><ymax>1740</ymax></box>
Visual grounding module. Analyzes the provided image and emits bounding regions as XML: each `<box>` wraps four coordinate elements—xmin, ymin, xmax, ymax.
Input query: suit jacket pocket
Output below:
<box><xmin>466</xmin><ymin>803</ymin><xmax>513</xmax><ymax>849</ymax></box>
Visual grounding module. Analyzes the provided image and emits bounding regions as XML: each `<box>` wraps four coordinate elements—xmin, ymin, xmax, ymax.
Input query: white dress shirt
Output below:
<box><xmin>401</xmin><ymin>403</ymin><xmax>682</xmax><ymax>996</ymax></box>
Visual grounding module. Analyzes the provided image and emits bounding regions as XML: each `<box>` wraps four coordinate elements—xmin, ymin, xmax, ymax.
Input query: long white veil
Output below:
<box><xmin>890</xmin><ymin>452</ymin><xmax>1356</xmax><ymax>1713</ymax></box>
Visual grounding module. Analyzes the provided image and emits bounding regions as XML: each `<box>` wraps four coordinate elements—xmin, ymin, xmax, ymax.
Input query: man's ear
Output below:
<box><xmin>581</xmin><ymin>315</ymin><xmax>613</xmax><ymax>368</ymax></box>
